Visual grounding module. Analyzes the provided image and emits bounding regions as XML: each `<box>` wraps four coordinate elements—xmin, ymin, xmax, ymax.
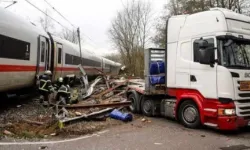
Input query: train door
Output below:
<box><xmin>56</xmin><ymin>43</ymin><xmax>63</xmax><ymax>77</ymax></box>
<box><xmin>37</xmin><ymin>36</ymin><xmax>49</xmax><ymax>74</ymax></box>
<box><xmin>45</xmin><ymin>38</ymin><xmax>50</xmax><ymax>70</ymax></box>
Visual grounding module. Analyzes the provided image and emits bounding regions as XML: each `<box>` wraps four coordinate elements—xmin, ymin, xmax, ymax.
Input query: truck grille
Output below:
<box><xmin>235</xmin><ymin>100</ymin><xmax>250</xmax><ymax>116</ymax></box>
<box><xmin>238</xmin><ymin>93</ymin><xmax>250</xmax><ymax>97</ymax></box>
<box><xmin>235</xmin><ymin>80</ymin><xmax>250</xmax><ymax>117</ymax></box>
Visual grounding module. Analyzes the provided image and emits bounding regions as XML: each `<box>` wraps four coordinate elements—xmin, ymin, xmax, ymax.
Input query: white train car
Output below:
<box><xmin>0</xmin><ymin>7</ymin><xmax>121</xmax><ymax>93</ymax></box>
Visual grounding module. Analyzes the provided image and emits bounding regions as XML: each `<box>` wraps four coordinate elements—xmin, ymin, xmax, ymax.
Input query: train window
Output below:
<box><xmin>73</xmin><ymin>56</ymin><xmax>77</xmax><ymax>65</ymax></box>
<box><xmin>58</xmin><ymin>48</ymin><xmax>62</xmax><ymax>64</ymax></box>
<box><xmin>41</xmin><ymin>41</ymin><xmax>45</xmax><ymax>62</ymax></box>
<box><xmin>65</xmin><ymin>53</ymin><xmax>72</xmax><ymax>65</ymax></box>
<box><xmin>46</xmin><ymin>40</ymin><xmax>49</xmax><ymax>65</ymax></box>
<box><xmin>81</xmin><ymin>58</ymin><xmax>101</xmax><ymax>67</ymax></box>
<box><xmin>71</xmin><ymin>55</ymin><xmax>73</xmax><ymax>64</ymax></box>
<box><xmin>0</xmin><ymin>34</ymin><xmax>30</xmax><ymax>60</ymax></box>
<box><xmin>76</xmin><ymin>56</ymin><xmax>81</xmax><ymax>65</ymax></box>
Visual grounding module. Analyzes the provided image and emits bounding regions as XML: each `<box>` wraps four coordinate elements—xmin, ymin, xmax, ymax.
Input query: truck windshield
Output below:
<box><xmin>221</xmin><ymin>39</ymin><xmax>250</xmax><ymax>69</ymax></box>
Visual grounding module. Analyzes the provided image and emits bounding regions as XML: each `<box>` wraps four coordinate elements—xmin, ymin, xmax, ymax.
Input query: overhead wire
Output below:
<box><xmin>24</xmin><ymin>0</ymin><xmax>73</xmax><ymax>33</ymax></box>
<box><xmin>24</xmin><ymin>0</ymin><xmax>99</xmax><ymax>48</ymax></box>
<box><xmin>43</xmin><ymin>0</ymin><xmax>76</xmax><ymax>28</ymax></box>
<box><xmin>43</xmin><ymin>0</ymin><xmax>99</xmax><ymax>47</ymax></box>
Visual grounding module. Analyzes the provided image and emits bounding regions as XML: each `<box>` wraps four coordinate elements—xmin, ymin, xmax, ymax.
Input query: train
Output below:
<box><xmin>0</xmin><ymin>7</ymin><xmax>122</xmax><ymax>93</ymax></box>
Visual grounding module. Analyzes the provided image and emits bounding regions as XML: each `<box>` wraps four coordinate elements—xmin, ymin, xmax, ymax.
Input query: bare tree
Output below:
<box><xmin>60</xmin><ymin>28</ymin><xmax>79</xmax><ymax>44</ymax></box>
<box><xmin>104</xmin><ymin>53</ymin><xmax>122</xmax><ymax>63</ymax></box>
<box><xmin>39</xmin><ymin>9</ymin><xmax>54</xmax><ymax>33</ymax></box>
<box><xmin>108</xmin><ymin>0</ymin><xmax>152</xmax><ymax>77</ymax></box>
<box><xmin>153</xmin><ymin>0</ymin><xmax>250</xmax><ymax>47</ymax></box>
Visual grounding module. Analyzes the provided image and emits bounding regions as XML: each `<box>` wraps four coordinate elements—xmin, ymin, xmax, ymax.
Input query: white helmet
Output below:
<box><xmin>58</xmin><ymin>77</ymin><xmax>63</xmax><ymax>83</ymax></box>
<box><xmin>44</xmin><ymin>70</ymin><xmax>52</xmax><ymax>75</ymax></box>
<box><xmin>121</xmin><ymin>66</ymin><xmax>126</xmax><ymax>71</ymax></box>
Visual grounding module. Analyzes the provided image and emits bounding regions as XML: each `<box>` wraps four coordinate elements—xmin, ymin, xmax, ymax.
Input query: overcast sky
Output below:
<box><xmin>0</xmin><ymin>0</ymin><xmax>168</xmax><ymax>56</ymax></box>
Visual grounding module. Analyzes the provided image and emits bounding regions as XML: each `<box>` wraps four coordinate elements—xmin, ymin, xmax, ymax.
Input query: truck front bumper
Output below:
<box><xmin>217</xmin><ymin>116</ymin><xmax>249</xmax><ymax>130</ymax></box>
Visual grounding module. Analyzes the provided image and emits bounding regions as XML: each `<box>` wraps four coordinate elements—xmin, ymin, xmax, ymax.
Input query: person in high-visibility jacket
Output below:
<box><xmin>54</xmin><ymin>77</ymin><xmax>64</xmax><ymax>91</ymax></box>
<box><xmin>56</xmin><ymin>79</ymin><xmax>71</xmax><ymax>104</ymax></box>
<box><xmin>38</xmin><ymin>70</ymin><xmax>54</xmax><ymax>104</ymax></box>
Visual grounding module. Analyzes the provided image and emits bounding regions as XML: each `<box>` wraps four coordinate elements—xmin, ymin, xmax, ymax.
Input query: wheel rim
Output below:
<box><xmin>182</xmin><ymin>105</ymin><xmax>198</xmax><ymax>123</ymax></box>
<box><xmin>129</xmin><ymin>97</ymin><xmax>136</xmax><ymax>111</ymax></box>
<box><xmin>143</xmin><ymin>100</ymin><xmax>151</xmax><ymax>113</ymax></box>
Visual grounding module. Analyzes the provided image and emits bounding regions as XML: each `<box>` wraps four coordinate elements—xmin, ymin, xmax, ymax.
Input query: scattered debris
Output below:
<box><xmin>92</xmin><ymin>83</ymin><xmax>126</xmax><ymax>100</ymax></box>
<box><xmin>59</xmin><ymin>108</ymin><xmax>114</xmax><ymax>128</ymax></box>
<box><xmin>3</xmin><ymin>130</ymin><xmax>13</xmax><ymax>135</ymax></box>
<box><xmin>75</xmin><ymin>112</ymin><xmax>82</xmax><ymax>116</ymax></box>
<box><xmin>82</xmin><ymin>76</ymin><xmax>103</xmax><ymax>99</ymax></box>
<box><xmin>154</xmin><ymin>143</ymin><xmax>163</xmax><ymax>145</ymax></box>
<box><xmin>0</xmin><ymin>122</ymin><xmax>13</xmax><ymax>128</ymax></box>
<box><xmin>50</xmin><ymin>133</ymin><xmax>56</xmax><ymax>136</ymax></box>
<box><xmin>141</xmin><ymin>118</ymin><xmax>151</xmax><ymax>123</ymax></box>
<box><xmin>39</xmin><ymin>146</ymin><xmax>48</xmax><ymax>149</ymax></box>
<box><xmin>23</xmin><ymin>119</ymin><xmax>44</xmax><ymax>126</ymax></box>
<box><xmin>55</xmin><ymin>101</ymin><xmax>131</xmax><ymax>109</ymax></box>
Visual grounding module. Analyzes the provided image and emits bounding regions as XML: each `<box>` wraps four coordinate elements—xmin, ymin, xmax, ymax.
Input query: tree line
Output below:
<box><xmin>154</xmin><ymin>0</ymin><xmax>250</xmax><ymax>48</ymax></box>
<box><xmin>107</xmin><ymin>0</ymin><xmax>250</xmax><ymax>77</ymax></box>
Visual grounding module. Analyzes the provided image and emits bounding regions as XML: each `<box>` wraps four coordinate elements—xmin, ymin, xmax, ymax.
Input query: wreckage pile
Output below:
<box><xmin>0</xmin><ymin>68</ymin><xmax>135</xmax><ymax>140</ymax></box>
<box><xmin>56</xmin><ymin>72</ymin><xmax>133</xmax><ymax>128</ymax></box>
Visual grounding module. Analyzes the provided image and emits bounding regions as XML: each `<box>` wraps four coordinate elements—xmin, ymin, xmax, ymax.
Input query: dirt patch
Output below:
<box><xmin>59</xmin><ymin>118</ymin><xmax>123</xmax><ymax>136</ymax></box>
<box><xmin>0</xmin><ymin>97</ymin><xmax>135</xmax><ymax>141</ymax></box>
<box><xmin>0</xmin><ymin>98</ymin><xmax>57</xmax><ymax>140</ymax></box>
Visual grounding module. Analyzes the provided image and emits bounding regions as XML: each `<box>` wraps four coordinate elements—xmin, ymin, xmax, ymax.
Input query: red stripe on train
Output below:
<box><xmin>0</xmin><ymin>64</ymin><xmax>37</xmax><ymax>72</ymax></box>
<box><xmin>54</xmin><ymin>67</ymin><xmax>100</xmax><ymax>71</ymax></box>
<box><xmin>0</xmin><ymin>64</ymin><xmax>103</xmax><ymax>72</ymax></box>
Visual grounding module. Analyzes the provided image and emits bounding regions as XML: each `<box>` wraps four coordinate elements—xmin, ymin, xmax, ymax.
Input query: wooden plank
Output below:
<box><xmin>56</xmin><ymin>101</ymin><xmax>131</xmax><ymax>109</ymax></box>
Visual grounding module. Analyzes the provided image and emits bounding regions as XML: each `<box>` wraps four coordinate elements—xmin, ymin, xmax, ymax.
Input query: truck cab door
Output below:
<box><xmin>190</xmin><ymin>36</ymin><xmax>217</xmax><ymax>99</ymax></box>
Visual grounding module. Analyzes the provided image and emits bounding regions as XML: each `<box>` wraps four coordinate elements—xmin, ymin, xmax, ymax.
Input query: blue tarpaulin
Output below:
<box><xmin>149</xmin><ymin>61</ymin><xmax>165</xmax><ymax>75</ymax></box>
<box><xmin>109</xmin><ymin>109</ymin><xmax>133</xmax><ymax>122</ymax></box>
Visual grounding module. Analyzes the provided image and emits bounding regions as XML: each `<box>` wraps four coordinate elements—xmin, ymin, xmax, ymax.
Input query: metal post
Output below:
<box><xmin>77</xmin><ymin>27</ymin><xmax>82</xmax><ymax>65</ymax></box>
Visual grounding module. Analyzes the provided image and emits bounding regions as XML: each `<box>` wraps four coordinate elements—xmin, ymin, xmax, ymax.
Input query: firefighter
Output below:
<box><xmin>38</xmin><ymin>70</ymin><xmax>54</xmax><ymax>105</ymax></box>
<box><xmin>54</xmin><ymin>77</ymin><xmax>64</xmax><ymax>91</ymax></box>
<box><xmin>56</xmin><ymin>79</ymin><xmax>71</xmax><ymax>105</ymax></box>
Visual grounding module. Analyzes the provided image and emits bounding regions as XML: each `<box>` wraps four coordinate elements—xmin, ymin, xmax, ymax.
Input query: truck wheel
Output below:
<box><xmin>141</xmin><ymin>99</ymin><xmax>153</xmax><ymax>117</ymax></box>
<box><xmin>128</xmin><ymin>93</ymin><xmax>137</xmax><ymax>113</ymax></box>
<box><xmin>178</xmin><ymin>100</ymin><xmax>201</xmax><ymax>128</ymax></box>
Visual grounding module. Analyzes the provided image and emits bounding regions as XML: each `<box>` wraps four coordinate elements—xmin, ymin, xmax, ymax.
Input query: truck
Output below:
<box><xmin>126</xmin><ymin>7</ymin><xmax>250</xmax><ymax>130</ymax></box>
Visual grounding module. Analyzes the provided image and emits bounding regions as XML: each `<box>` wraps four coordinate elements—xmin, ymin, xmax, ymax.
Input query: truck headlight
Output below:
<box><xmin>218</xmin><ymin>108</ymin><xmax>236</xmax><ymax>116</ymax></box>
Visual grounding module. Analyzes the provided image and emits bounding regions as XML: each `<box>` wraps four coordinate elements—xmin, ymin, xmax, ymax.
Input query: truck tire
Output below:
<box><xmin>128</xmin><ymin>92</ymin><xmax>139</xmax><ymax>113</ymax></box>
<box><xmin>141</xmin><ymin>99</ymin><xmax>153</xmax><ymax>117</ymax></box>
<box><xmin>178</xmin><ymin>100</ymin><xmax>201</xmax><ymax>129</ymax></box>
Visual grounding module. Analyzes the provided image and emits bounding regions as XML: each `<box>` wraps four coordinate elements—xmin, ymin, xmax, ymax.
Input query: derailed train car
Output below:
<box><xmin>0</xmin><ymin>7</ymin><xmax>121</xmax><ymax>93</ymax></box>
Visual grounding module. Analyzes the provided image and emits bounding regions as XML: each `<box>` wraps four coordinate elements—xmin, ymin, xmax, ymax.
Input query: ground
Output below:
<box><xmin>0</xmin><ymin>95</ymin><xmax>129</xmax><ymax>141</ymax></box>
<box><xmin>1</xmin><ymin>82</ymin><xmax>250</xmax><ymax>150</ymax></box>
<box><xmin>1</xmin><ymin>117</ymin><xmax>250</xmax><ymax>150</ymax></box>
<box><xmin>0</xmin><ymin>82</ymin><xmax>128</xmax><ymax>141</ymax></box>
